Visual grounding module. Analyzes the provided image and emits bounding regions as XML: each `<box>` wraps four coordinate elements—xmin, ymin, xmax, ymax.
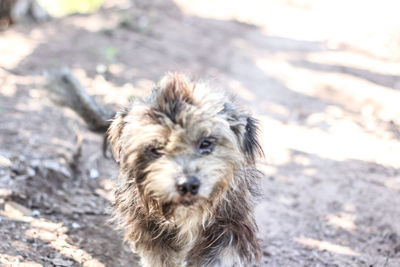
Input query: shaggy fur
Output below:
<box><xmin>107</xmin><ymin>73</ymin><xmax>264</xmax><ymax>267</ymax></box>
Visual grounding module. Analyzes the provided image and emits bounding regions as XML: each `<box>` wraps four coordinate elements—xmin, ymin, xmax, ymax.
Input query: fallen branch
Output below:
<box><xmin>45</xmin><ymin>68</ymin><xmax>113</xmax><ymax>132</ymax></box>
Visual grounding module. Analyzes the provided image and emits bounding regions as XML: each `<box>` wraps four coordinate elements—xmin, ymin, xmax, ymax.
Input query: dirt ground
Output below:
<box><xmin>1</xmin><ymin>0</ymin><xmax>400</xmax><ymax>266</ymax></box>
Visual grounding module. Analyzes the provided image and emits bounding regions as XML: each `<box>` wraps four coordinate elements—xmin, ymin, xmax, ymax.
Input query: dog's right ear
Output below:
<box><xmin>222</xmin><ymin>102</ymin><xmax>264</xmax><ymax>164</ymax></box>
<box><xmin>107</xmin><ymin>108</ymin><xmax>128</xmax><ymax>162</ymax></box>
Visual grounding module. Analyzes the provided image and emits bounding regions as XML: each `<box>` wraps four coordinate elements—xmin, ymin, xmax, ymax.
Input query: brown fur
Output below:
<box><xmin>107</xmin><ymin>73</ymin><xmax>263</xmax><ymax>267</ymax></box>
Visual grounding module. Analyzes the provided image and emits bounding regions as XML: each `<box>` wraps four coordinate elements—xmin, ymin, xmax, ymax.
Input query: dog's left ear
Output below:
<box><xmin>224</xmin><ymin>103</ymin><xmax>264</xmax><ymax>164</ymax></box>
<box><xmin>107</xmin><ymin>108</ymin><xmax>129</xmax><ymax>162</ymax></box>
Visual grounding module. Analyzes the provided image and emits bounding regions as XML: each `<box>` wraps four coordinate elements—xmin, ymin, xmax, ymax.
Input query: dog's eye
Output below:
<box><xmin>148</xmin><ymin>147</ymin><xmax>163</xmax><ymax>158</ymax></box>
<box><xmin>198</xmin><ymin>138</ymin><xmax>215</xmax><ymax>155</ymax></box>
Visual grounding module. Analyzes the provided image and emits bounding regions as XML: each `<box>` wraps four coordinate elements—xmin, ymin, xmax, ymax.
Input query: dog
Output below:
<box><xmin>107</xmin><ymin>73</ymin><xmax>264</xmax><ymax>267</ymax></box>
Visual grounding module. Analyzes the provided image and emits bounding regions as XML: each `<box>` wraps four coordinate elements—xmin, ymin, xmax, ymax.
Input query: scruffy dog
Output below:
<box><xmin>107</xmin><ymin>73</ymin><xmax>264</xmax><ymax>267</ymax></box>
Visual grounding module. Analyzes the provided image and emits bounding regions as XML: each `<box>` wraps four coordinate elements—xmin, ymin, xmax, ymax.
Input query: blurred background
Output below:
<box><xmin>1</xmin><ymin>0</ymin><xmax>400</xmax><ymax>266</ymax></box>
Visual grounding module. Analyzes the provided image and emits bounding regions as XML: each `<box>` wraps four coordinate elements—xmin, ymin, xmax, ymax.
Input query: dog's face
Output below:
<box><xmin>108</xmin><ymin>74</ymin><xmax>262</xmax><ymax>220</ymax></box>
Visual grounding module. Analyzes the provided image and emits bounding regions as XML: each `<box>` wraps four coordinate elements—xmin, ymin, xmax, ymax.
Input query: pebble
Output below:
<box><xmin>32</xmin><ymin>210</ymin><xmax>41</xmax><ymax>217</ymax></box>
<box><xmin>89</xmin><ymin>169</ymin><xmax>99</xmax><ymax>179</ymax></box>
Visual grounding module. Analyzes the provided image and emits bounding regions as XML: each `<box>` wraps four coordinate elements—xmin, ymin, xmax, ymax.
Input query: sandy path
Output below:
<box><xmin>1</xmin><ymin>0</ymin><xmax>400</xmax><ymax>266</ymax></box>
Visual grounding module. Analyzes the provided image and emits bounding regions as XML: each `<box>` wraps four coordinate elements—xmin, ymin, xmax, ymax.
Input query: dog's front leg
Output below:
<box><xmin>140</xmin><ymin>250</ymin><xmax>187</xmax><ymax>267</ymax></box>
<box><xmin>211</xmin><ymin>246</ymin><xmax>245</xmax><ymax>267</ymax></box>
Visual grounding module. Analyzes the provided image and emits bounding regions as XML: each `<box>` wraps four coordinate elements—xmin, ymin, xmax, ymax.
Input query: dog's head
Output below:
<box><xmin>108</xmin><ymin>73</ymin><xmax>263</xmax><ymax>221</ymax></box>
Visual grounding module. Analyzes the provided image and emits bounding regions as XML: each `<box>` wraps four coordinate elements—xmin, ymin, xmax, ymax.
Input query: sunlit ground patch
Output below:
<box><xmin>294</xmin><ymin>237</ymin><xmax>360</xmax><ymax>256</ymax></box>
<box><xmin>0</xmin><ymin>201</ymin><xmax>106</xmax><ymax>266</ymax></box>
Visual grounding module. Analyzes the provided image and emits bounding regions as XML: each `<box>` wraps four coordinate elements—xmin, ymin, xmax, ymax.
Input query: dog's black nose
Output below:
<box><xmin>176</xmin><ymin>176</ymin><xmax>200</xmax><ymax>196</ymax></box>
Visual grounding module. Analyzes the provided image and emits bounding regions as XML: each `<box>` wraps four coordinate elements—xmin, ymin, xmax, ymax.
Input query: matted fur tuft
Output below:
<box><xmin>108</xmin><ymin>73</ymin><xmax>264</xmax><ymax>267</ymax></box>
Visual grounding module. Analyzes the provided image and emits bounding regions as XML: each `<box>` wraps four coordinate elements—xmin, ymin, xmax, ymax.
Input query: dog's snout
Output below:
<box><xmin>176</xmin><ymin>176</ymin><xmax>200</xmax><ymax>196</ymax></box>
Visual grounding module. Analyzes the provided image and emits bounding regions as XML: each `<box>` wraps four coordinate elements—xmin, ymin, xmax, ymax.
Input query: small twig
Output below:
<box><xmin>383</xmin><ymin>256</ymin><xmax>390</xmax><ymax>267</ymax></box>
<box><xmin>70</xmin><ymin>133</ymin><xmax>83</xmax><ymax>176</ymax></box>
<box><xmin>0</xmin><ymin>66</ymin><xmax>21</xmax><ymax>75</ymax></box>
